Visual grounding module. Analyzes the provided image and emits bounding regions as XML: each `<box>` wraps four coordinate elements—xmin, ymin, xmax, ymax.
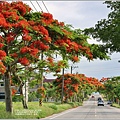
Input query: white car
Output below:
<box><xmin>98</xmin><ymin>101</ymin><xmax>104</xmax><ymax>106</ymax></box>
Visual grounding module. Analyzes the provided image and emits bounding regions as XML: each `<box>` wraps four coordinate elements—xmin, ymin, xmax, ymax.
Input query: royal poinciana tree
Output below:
<box><xmin>53</xmin><ymin>73</ymin><xmax>104</xmax><ymax>103</ymax></box>
<box><xmin>0</xmin><ymin>1</ymin><xmax>109</xmax><ymax>113</ymax></box>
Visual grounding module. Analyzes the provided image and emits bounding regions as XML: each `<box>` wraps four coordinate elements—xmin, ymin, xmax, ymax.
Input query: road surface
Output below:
<box><xmin>40</xmin><ymin>95</ymin><xmax>120</xmax><ymax>120</ymax></box>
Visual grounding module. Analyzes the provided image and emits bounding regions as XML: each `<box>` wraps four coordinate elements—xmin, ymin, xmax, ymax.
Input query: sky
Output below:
<box><xmin>23</xmin><ymin>1</ymin><xmax>120</xmax><ymax>80</ymax></box>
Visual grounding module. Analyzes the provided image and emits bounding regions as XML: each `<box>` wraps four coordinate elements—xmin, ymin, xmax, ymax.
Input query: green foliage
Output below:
<box><xmin>4</xmin><ymin>56</ymin><xmax>14</xmax><ymax>64</ymax></box>
<box><xmin>28</xmin><ymin>91</ymin><xmax>37</xmax><ymax>102</ymax></box>
<box><xmin>0</xmin><ymin>102</ymin><xmax>82</xmax><ymax>119</ymax></box>
<box><xmin>102</xmin><ymin>76</ymin><xmax>120</xmax><ymax>101</ymax></box>
<box><xmin>48</xmin><ymin>104</ymin><xmax>58</xmax><ymax>110</ymax></box>
<box><xmin>25</xmin><ymin>12</ymin><xmax>42</xmax><ymax>21</ymax></box>
<box><xmin>29</xmin><ymin>80</ymin><xmax>38</xmax><ymax>88</ymax></box>
<box><xmin>12</xmin><ymin>95</ymin><xmax>23</xmax><ymax>102</ymax></box>
<box><xmin>90</xmin><ymin>44</ymin><xmax>110</xmax><ymax>60</ymax></box>
<box><xmin>84</xmin><ymin>1</ymin><xmax>120</xmax><ymax>53</ymax></box>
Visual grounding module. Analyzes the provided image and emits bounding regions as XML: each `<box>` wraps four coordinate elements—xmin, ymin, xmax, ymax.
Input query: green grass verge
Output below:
<box><xmin>0</xmin><ymin>101</ymin><xmax>82</xmax><ymax>119</ymax></box>
<box><xmin>111</xmin><ymin>103</ymin><xmax>120</xmax><ymax>108</ymax></box>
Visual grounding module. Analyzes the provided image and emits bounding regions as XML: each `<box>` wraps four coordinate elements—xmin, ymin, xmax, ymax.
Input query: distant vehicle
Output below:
<box><xmin>98</xmin><ymin>97</ymin><xmax>102</xmax><ymax>101</ymax></box>
<box><xmin>91</xmin><ymin>95</ymin><xmax>94</xmax><ymax>98</ymax></box>
<box><xmin>98</xmin><ymin>100</ymin><xmax>104</xmax><ymax>106</ymax></box>
<box><xmin>107</xmin><ymin>101</ymin><xmax>112</xmax><ymax>105</ymax></box>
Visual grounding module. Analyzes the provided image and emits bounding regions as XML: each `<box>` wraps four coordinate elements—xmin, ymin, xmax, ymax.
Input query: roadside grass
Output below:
<box><xmin>111</xmin><ymin>103</ymin><xmax>120</xmax><ymax>108</ymax></box>
<box><xmin>0</xmin><ymin>101</ymin><xmax>82</xmax><ymax>119</ymax></box>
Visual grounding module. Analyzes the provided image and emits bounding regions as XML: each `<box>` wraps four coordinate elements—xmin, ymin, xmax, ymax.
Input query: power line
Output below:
<box><xmin>30</xmin><ymin>0</ymin><xmax>38</xmax><ymax>12</ymax></box>
<box><xmin>36</xmin><ymin>0</ymin><xmax>43</xmax><ymax>12</ymax></box>
<box><xmin>42</xmin><ymin>1</ymin><xmax>49</xmax><ymax>13</ymax></box>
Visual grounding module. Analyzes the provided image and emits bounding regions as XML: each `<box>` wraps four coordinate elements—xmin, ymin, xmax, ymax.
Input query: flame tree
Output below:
<box><xmin>0</xmin><ymin>1</ymin><xmax>109</xmax><ymax>113</ymax></box>
<box><xmin>53</xmin><ymin>73</ymin><xmax>104</xmax><ymax>103</ymax></box>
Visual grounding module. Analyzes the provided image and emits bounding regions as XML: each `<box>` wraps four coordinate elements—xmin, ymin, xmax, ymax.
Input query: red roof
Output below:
<box><xmin>43</xmin><ymin>78</ymin><xmax>55</xmax><ymax>83</ymax></box>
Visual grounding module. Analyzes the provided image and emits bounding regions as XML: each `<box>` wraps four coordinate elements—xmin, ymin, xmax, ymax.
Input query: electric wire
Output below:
<box><xmin>30</xmin><ymin>0</ymin><xmax>38</xmax><ymax>12</ymax></box>
<box><xmin>42</xmin><ymin>1</ymin><xmax>49</xmax><ymax>13</ymax></box>
<box><xmin>36</xmin><ymin>0</ymin><xmax>43</xmax><ymax>12</ymax></box>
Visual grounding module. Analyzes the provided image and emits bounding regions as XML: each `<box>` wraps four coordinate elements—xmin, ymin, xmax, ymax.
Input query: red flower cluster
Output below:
<box><xmin>3</xmin><ymin>11</ymin><xmax>19</xmax><ymax>21</ymax></box>
<box><xmin>20</xmin><ymin>46</ymin><xmax>39</xmax><ymax>58</ymax></box>
<box><xmin>41</xmin><ymin>13</ymin><xmax>53</xmax><ymax>25</ymax></box>
<box><xmin>0</xmin><ymin>43</ymin><xmax>4</xmax><ymax>49</ymax></box>
<box><xmin>11</xmin><ymin>88</ymin><xmax>17</xmax><ymax>96</ymax></box>
<box><xmin>6</xmin><ymin>32</ymin><xmax>16</xmax><ymax>43</ymax></box>
<box><xmin>0</xmin><ymin>13</ymin><xmax>7</xmax><ymax>27</ymax></box>
<box><xmin>53</xmin><ymin>19</ymin><xmax>64</xmax><ymax>27</ymax></box>
<box><xmin>18</xmin><ymin>57</ymin><xmax>30</xmax><ymax>66</ymax></box>
<box><xmin>72</xmin><ymin>56</ymin><xmax>79</xmax><ymax>62</ymax></box>
<box><xmin>0</xmin><ymin>61</ymin><xmax>6</xmax><ymax>74</ymax></box>
<box><xmin>30</xmin><ymin>41</ymin><xmax>49</xmax><ymax>51</ymax></box>
<box><xmin>11</xmin><ymin>1</ymin><xmax>32</xmax><ymax>16</ymax></box>
<box><xmin>37</xmin><ymin>86</ymin><xmax>46</xmax><ymax>98</ymax></box>
<box><xmin>0</xmin><ymin>50</ymin><xmax>6</xmax><ymax>60</ymax></box>
<box><xmin>10</xmin><ymin>53</ymin><xmax>18</xmax><ymax>58</ymax></box>
<box><xmin>22</xmin><ymin>34</ymin><xmax>32</xmax><ymax>41</ymax></box>
<box><xmin>42</xmin><ymin>35</ymin><xmax>51</xmax><ymax>43</ymax></box>
<box><xmin>16</xmin><ymin>20</ymin><xmax>30</xmax><ymax>29</ymax></box>
<box><xmin>47</xmin><ymin>57</ymin><xmax>53</xmax><ymax>63</ymax></box>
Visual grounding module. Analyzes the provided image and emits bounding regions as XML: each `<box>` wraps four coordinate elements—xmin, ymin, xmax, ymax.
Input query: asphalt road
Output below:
<box><xmin>40</xmin><ymin>95</ymin><xmax>120</xmax><ymax>120</ymax></box>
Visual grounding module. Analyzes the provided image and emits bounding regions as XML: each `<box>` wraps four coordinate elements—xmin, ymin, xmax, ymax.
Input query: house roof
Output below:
<box><xmin>43</xmin><ymin>78</ymin><xmax>55</xmax><ymax>83</ymax></box>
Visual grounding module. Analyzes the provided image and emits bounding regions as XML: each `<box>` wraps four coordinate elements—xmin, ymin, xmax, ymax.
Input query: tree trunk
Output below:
<box><xmin>22</xmin><ymin>80</ymin><xmax>28</xmax><ymax>109</ymax></box>
<box><xmin>19</xmin><ymin>81</ymin><xmax>28</xmax><ymax>109</ymax></box>
<box><xmin>4</xmin><ymin>71</ymin><xmax>13</xmax><ymax>113</ymax></box>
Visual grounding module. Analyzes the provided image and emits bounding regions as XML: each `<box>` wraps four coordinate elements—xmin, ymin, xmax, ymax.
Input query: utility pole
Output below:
<box><xmin>71</xmin><ymin>65</ymin><xmax>78</xmax><ymax>74</ymax></box>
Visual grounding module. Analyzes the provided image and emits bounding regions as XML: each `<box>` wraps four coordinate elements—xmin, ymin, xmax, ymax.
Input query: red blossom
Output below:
<box><xmin>0</xmin><ymin>43</ymin><xmax>4</xmax><ymax>49</ymax></box>
<box><xmin>11</xmin><ymin>88</ymin><xmax>17</xmax><ymax>96</ymax></box>
<box><xmin>11</xmin><ymin>1</ymin><xmax>32</xmax><ymax>16</ymax></box>
<box><xmin>0</xmin><ymin>50</ymin><xmax>6</xmax><ymax>60</ymax></box>
<box><xmin>3</xmin><ymin>11</ymin><xmax>19</xmax><ymax>21</ymax></box>
<box><xmin>39</xmin><ymin>42</ymin><xmax>49</xmax><ymax>50</ymax></box>
<box><xmin>43</xmin><ymin>36</ymin><xmax>51</xmax><ymax>43</ymax></box>
<box><xmin>0</xmin><ymin>61</ymin><xmax>6</xmax><ymax>74</ymax></box>
<box><xmin>10</xmin><ymin>53</ymin><xmax>18</xmax><ymax>58</ymax></box>
<box><xmin>20</xmin><ymin>46</ymin><xmax>30</xmax><ymax>54</ymax></box>
<box><xmin>22</xmin><ymin>29</ymin><xmax>29</xmax><ymax>34</ymax></box>
<box><xmin>32</xmin><ymin>25</ymin><xmax>49</xmax><ymax>36</ymax></box>
<box><xmin>6</xmin><ymin>32</ymin><xmax>16</xmax><ymax>43</ymax></box>
<box><xmin>28</xmin><ymin>21</ymin><xmax>35</xmax><ymax>26</ymax></box>
<box><xmin>47</xmin><ymin>57</ymin><xmax>53</xmax><ymax>63</ymax></box>
<box><xmin>39</xmin><ymin>25</ymin><xmax>49</xmax><ymax>36</ymax></box>
<box><xmin>18</xmin><ymin>57</ymin><xmax>30</xmax><ymax>66</ymax></box>
<box><xmin>55</xmin><ymin>68</ymin><xmax>61</xmax><ymax>73</ymax></box>
<box><xmin>22</xmin><ymin>34</ymin><xmax>32</xmax><ymax>41</ymax></box>
<box><xmin>72</xmin><ymin>56</ymin><xmax>79</xmax><ymax>62</ymax></box>
<box><xmin>41</xmin><ymin>12</ymin><xmax>53</xmax><ymax>25</ymax></box>
<box><xmin>15</xmin><ymin>20</ymin><xmax>29</xmax><ymax>29</ymax></box>
<box><xmin>53</xmin><ymin>20</ymin><xmax>64</xmax><ymax>27</ymax></box>
<box><xmin>0</xmin><ymin>2</ymin><xmax>11</xmax><ymax>12</ymax></box>
<box><xmin>30</xmin><ymin>41</ymin><xmax>49</xmax><ymax>51</ymax></box>
<box><xmin>32</xmin><ymin>26</ymin><xmax>39</xmax><ymax>32</ymax></box>
<box><xmin>0</xmin><ymin>13</ymin><xmax>7</xmax><ymax>27</ymax></box>
<box><xmin>30</xmin><ymin>48</ymin><xmax>39</xmax><ymax>57</ymax></box>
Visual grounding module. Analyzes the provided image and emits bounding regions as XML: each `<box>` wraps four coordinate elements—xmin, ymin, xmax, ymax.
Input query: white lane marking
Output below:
<box><xmin>95</xmin><ymin>108</ymin><xmax>97</xmax><ymax>117</ymax></box>
<box><xmin>49</xmin><ymin>107</ymin><xmax>78</xmax><ymax>119</ymax></box>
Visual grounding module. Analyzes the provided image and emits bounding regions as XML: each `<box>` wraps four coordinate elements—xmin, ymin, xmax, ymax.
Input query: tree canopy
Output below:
<box><xmin>0</xmin><ymin>1</ymin><xmax>110</xmax><ymax>113</ymax></box>
<box><xmin>84</xmin><ymin>1</ymin><xmax>120</xmax><ymax>53</ymax></box>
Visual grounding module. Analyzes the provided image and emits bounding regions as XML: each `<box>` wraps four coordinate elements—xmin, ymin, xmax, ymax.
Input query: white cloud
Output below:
<box><xmin>45</xmin><ymin>1</ymin><xmax>110</xmax><ymax>29</ymax></box>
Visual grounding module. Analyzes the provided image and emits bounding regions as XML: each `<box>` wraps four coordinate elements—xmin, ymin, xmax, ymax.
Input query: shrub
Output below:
<box><xmin>48</xmin><ymin>104</ymin><xmax>58</xmax><ymax>110</ymax></box>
